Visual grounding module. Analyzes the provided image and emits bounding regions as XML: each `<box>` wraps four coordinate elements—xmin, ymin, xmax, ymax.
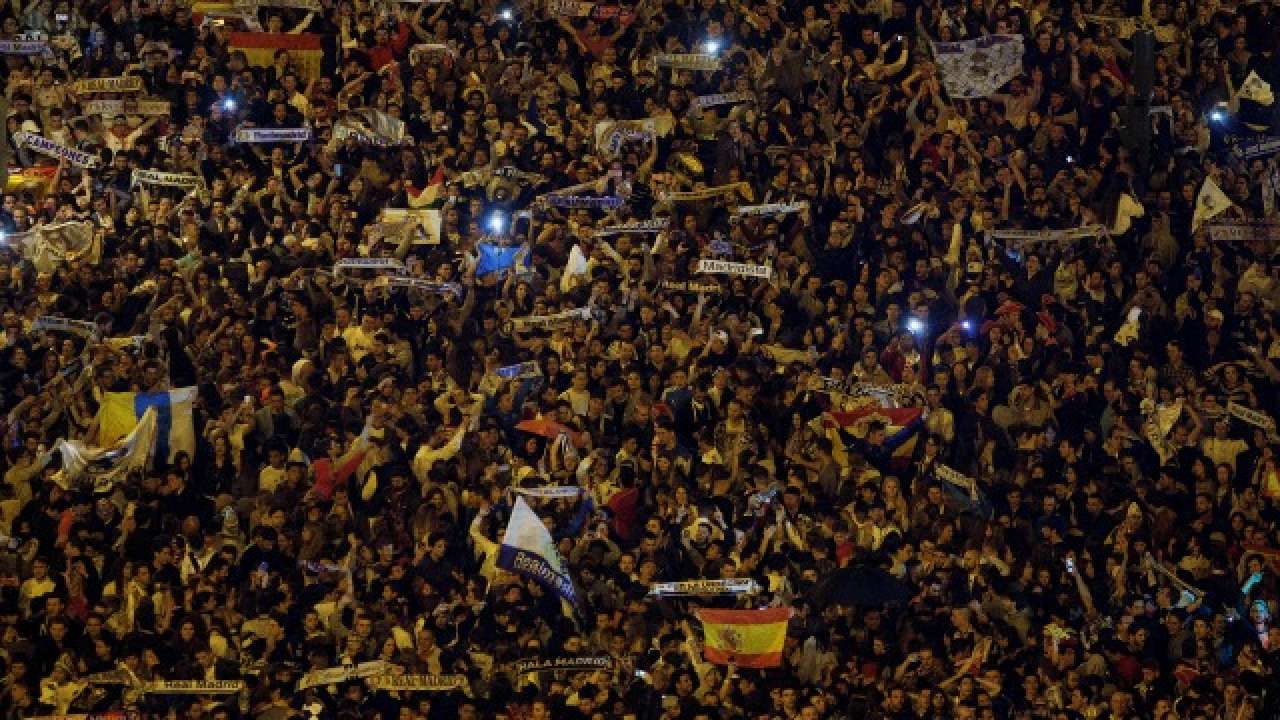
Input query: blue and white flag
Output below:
<box><xmin>475</xmin><ymin>243</ymin><xmax>530</xmax><ymax>277</ymax></box>
<box><xmin>57</xmin><ymin>408</ymin><xmax>158</xmax><ymax>491</ymax></box>
<box><xmin>497</xmin><ymin>496</ymin><xmax>581</xmax><ymax>611</ymax></box>
<box><xmin>97</xmin><ymin>387</ymin><xmax>197</xmax><ymax>463</ymax></box>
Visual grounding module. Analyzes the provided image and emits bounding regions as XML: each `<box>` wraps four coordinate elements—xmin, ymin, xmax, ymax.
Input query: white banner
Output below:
<box><xmin>1206</xmin><ymin>221</ymin><xmax>1280</xmax><ymax>243</ymax></box>
<box><xmin>298</xmin><ymin>662</ymin><xmax>400</xmax><ymax>691</ymax></box>
<box><xmin>654</xmin><ymin>53</ymin><xmax>721</xmax><ymax>71</ymax></box>
<box><xmin>13</xmin><ymin>132</ymin><xmax>100</xmax><ymax>168</ymax></box>
<box><xmin>379</xmin><ymin>207</ymin><xmax>441</xmax><ymax>245</ymax></box>
<box><xmin>19</xmin><ymin>222</ymin><xmax>100</xmax><ymax>273</ymax></box>
<box><xmin>985</xmin><ymin>224</ymin><xmax>1106</xmax><ymax>252</ymax></box>
<box><xmin>648</xmin><ymin>578</ymin><xmax>760</xmax><ymax>596</ymax></box>
<box><xmin>507</xmin><ymin>307</ymin><xmax>593</xmax><ymax>333</ymax></box>
<box><xmin>495</xmin><ymin>361</ymin><xmax>543</xmax><ymax>380</ymax></box>
<box><xmin>333</xmin><ymin>257</ymin><xmax>406</xmax><ymax>274</ymax></box>
<box><xmin>660</xmin><ymin>280</ymin><xmax>721</xmax><ymax>294</ymax></box>
<box><xmin>74</xmin><ymin>76</ymin><xmax>145</xmax><ymax>94</ymax></box>
<box><xmin>512</xmin><ymin>657</ymin><xmax>612</xmax><ymax>674</ymax></box>
<box><xmin>386</xmin><ymin>276</ymin><xmax>461</xmax><ymax>296</ymax></box>
<box><xmin>1228</xmin><ymin>401</ymin><xmax>1277</xmax><ymax>433</ymax></box>
<box><xmin>409</xmin><ymin>43</ymin><xmax>456</xmax><ymax>64</ymax></box>
<box><xmin>33</xmin><ymin>315</ymin><xmax>100</xmax><ymax>338</ymax></box>
<box><xmin>691</xmin><ymin>92</ymin><xmax>753</xmax><ymax>113</ymax></box>
<box><xmin>594</xmin><ymin>218</ymin><xmax>669</xmax><ymax>236</ymax></box>
<box><xmin>83</xmin><ymin>99</ymin><xmax>171</xmax><ymax>116</ymax></box>
<box><xmin>548</xmin><ymin>0</ymin><xmax>594</xmax><ymax>15</ymax></box>
<box><xmin>695</xmin><ymin>259</ymin><xmax>772</xmax><ymax>280</ymax></box>
<box><xmin>131</xmin><ymin>169</ymin><xmax>203</xmax><ymax>189</ymax></box>
<box><xmin>234</xmin><ymin>0</ymin><xmax>322</xmax><ymax>9</ymax></box>
<box><xmin>0</xmin><ymin>40</ymin><xmax>49</xmax><ymax>55</ymax></box>
<box><xmin>544</xmin><ymin>195</ymin><xmax>624</xmax><ymax>210</ymax></box>
<box><xmin>933</xmin><ymin>463</ymin><xmax>976</xmax><ymax>488</ymax></box>
<box><xmin>234</xmin><ymin>126</ymin><xmax>311</xmax><ymax>143</ymax></box>
<box><xmin>512</xmin><ymin>486</ymin><xmax>583</xmax><ymax>499</ymax></box>
<box><xmin>931</xmin><ymin>34</ymin><xmax>1025</xmax><ymax>98</ymax></box>
<box><xmin>735</xmin><ymin>201</ymin><xmax>808</xmax><ymax>217</ymax></box>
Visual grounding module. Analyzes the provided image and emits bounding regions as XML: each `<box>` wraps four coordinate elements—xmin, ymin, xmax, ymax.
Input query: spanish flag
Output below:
<box><xmin>96</xmin><ymin>387</ymin><xmax>197</xmax><ymax>464</ymax></box>
<box><xmin>227</xmin><ymin>32</ymin><xmax>324</xmax><ymax>83</ymax></box>
<box><xmin>695</xmin><ymin>607</ymin><xmax>792</xmax><ymax>668</ymax></box>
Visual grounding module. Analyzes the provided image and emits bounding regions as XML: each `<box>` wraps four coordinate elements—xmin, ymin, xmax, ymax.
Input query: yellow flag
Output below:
<box><xmin>1192</xmin><ymin>176</ymin><xmax>1233</xmax><ymax>233</ymax></box>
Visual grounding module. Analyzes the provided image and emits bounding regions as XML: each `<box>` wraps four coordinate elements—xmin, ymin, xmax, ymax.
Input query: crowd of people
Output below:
<box><xmin>2</xmin><ymin>0</ymin><xmax>1280</xmax><ymax>717</ymax></box>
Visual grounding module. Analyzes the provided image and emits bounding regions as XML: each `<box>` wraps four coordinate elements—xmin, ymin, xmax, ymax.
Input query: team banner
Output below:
<box><xmin>933</xmin><ymin>463</ymin><xmax>977</xmax><ymax>489</ymax></box>
<box><xmin>660</xmin><ymin>280</ymin><xmax>721</xmax><ymax>294</ymax></box>
<box><xmin>512</xmin><ymin>657</ymin><xmax>613</xmax><ymax>674</ymax></box>
<box><xmin>332</xmin><ymin>108</ymin><xmax>408</xmax><ymax>147</ymax></box>
<box><xmin>931</xmin><ymin>35</ymin><xmax>1024</xmax><ymax>98</ymax></box>
<box><xmin>82</xmin><ymin>99</ymin><xmax>171</xmax><ymax>116</ymax></box>
<box><xmin>333</xmin><ymin>257</ymin><xmax>406</xmax><ymax>274</ymax></box>
<box><xmin>74</xmin><ymin>76</ymin><xmax>145</xmax><ymax>94</ymax></box>
<box><xmin>654</xmin><ymin>53</ymin><xmax>721</xmax><ymax>71</ymax></box>
<box><xmin>735</xmin><ymin>201</ymin><xmax>808</xmax><ymax>217</ymax></box>
<box><xmin>543</xmin><ymin>194</ymin><xmax>624</xmax><ymax>210</ymax></box>
<box><xmin>131</xmin><ymin>169</ymin><xmax>203</xmax><ymax>189</ymax></box>
<box><xmin>985</xmin><ymin>224</ymin><xmax>1106</xmax><ymax>252</ymax></box>
<box><xmin>367</xmin><ymin>674</ymin><xmax>467</xmax><ymax>692</ymax></box>
<box><xmin>847</xmin><ymin>382</ymin><xmax>924</xmax><ymax>408</ymax></box>
<box><xmin>13</xmin><ymin>132</ymin><xmax>100</xmax><ymax>169</ymax></box>
<box><xmin>33</xmin><ymin>315</ymin><xmax>101</xmax><ymax>338</ymax></box>
<box><xmin>0</xmin><ymin>40</ymin><xmax>49</xmax><ymax>55</ymax></box>
<box><xmin>696</xmin><ymin>259</ymin><xmax>772</xmax><ymax>280</ymax></box>
<box><xmin>1192</xmin><ymin>176</ymin><xmax>1234</xmax><ymax>233</ymax></box>
<box><xmin>495</xmin><ymin>361</ymin><xmax>543</xmax><ymax>380</ymax></box>
<box><xmin>507</xmin><ymin>307</ymin><xmax>593</xmax><ymax>333</ymax></box>
<box><xmin>1206</xmin><ymin>220</ymin><xmax>1280</xmax><ymax>243</ymax></box>
<box><xmin>594</xmin><ymin>218</ymin><xmax>669</xmax><ymax>236</ymax></box>
<box><xmin>386</xmin><ymin>276</ymin><xmax>461</xmax><ymax>297</ymax></box>
<box><xmin>548</xmin><ymin>0</ymin><xmax>594</xmax><ymax>15</ymax></box>
<box><xmin>664</xmin><ymin>183</ymin><xmax>749</xmax><ymax>203</ymax></box>
<box><xmin>234</xmin><ymin>126</ymin><xmax>311</xmax><ymax>143</ymax></box>
<box><xmin>594</xmin><ymin>116</ymin><xmax>674</xmax><ymax>154</ymax></box>
<box><xmin>761</xmin><ymin>344</ymin><xmax>815</xmax><ymax>366</ymax></box>
<box><xmin>298</xmin><ymin>661</ymin><xmax>401</xmax><ymax>690</ymax></box>
<box><xmin>1228</xmin><ymin>401</ymin><xmax>1277</xmax><ymax>433</ymax></box>
<box><xmin>512</xmin><ymin>486</ymin><xmax>583</xmax><ymax>499</ymax></box>
<box><xmin>141</xmin><ymin>680</ymin><xmax>244</xmax><ymax>694</ymax></box>
<box><xmin>648</xmin><ymin>579</ymin><xmax>760</xmax><ymax>596</ymax></box>
<box><xmin>24</xmin><ymin>715</ymin><xmax>137</xmax><ymax>720</ymax></box>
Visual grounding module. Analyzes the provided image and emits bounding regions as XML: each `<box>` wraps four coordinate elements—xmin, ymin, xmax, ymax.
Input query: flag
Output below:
<box><xmin>56</xmin><ymin>408</ymin><xmax>157</xmax><ymax>491</ymax></box>
<box><xmin>1240</xmin><ymin>71</ymin><xmax>1274</xmax><ymax>106</ymax></box>
<box><xmin>497</xmin><ymin>496</ymin><xmax>581</xmax><ymax>612</ymax></box>
<box><xmin>17</xmin><ymin>221</ymin><xmax>100</xmax><ymax>273</ymax></box>
<box><xmin>407</xmin><ymin>166</ymin><xmax>446</xmax><ymax>209</ymax></box>
<box><xmin>96</xmin><ymin>387</ymin><xmax>197</xmax><ymax>464</ymax></box>
<box><xmin>475</xmin><ymin>243</ymin><xmax>529</xmax><ymax>277</ymax></box>
<box><xmin>227</xmin><ymin>32</ymin><xmax>323</xmax><ymax>81</ymax></box>
<box><xmin>825</xmin><ymin>406</ymin><xmax>925</xmax><ymax>467</ymax></box>
<box><xmin>1192</xmin><ymin>176</ymin><xmax>1233</xmax><ymax>233</ymax></box>
<box><xmin>695</xmin><ymin>607</ymin><xmax>793</xmax><ymax>668</ymax></box>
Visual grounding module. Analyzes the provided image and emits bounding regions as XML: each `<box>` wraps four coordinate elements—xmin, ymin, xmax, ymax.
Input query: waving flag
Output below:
<box><xmin>475</xmin><ymin>243</ymin><xmax>529</xmax><ymax>277</ymax></box>
<box><xmin>825</xmin><ymin>406</ymin><xmax>924</xmax><ymax>466</ymax></box>
<box><xmin>96</xmin><ymin>387</ymin><xmax>197</xmax><ymax>463</ymax></box>
<box><xmin>695</xmin><ymin>607</ymin><xmax>793</xmax><ymax>668</ymax></box>
<box><xmin>497</xmin><ymin>496</ymin><xmax>580</xmax><ymax>612</ymax></box>
<box><xmin>56</xmin><ymin>408</ymin><xmax>157</xmax><ymax>491</ymax></box>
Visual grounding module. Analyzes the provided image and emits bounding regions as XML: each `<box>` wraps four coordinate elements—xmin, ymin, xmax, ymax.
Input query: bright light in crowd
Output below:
<box><xmin>906</xmin><ymin>317</ymin><xmax>925</xmax><ymax>335</ymax></box>
<box><xmin>961</xmin><ymin>319</ymin><xmax>974</xmax><ymax>333</ymax></box>
<box><xmin>486</xmin><ymin>211</ymin><xmax>508</xmax><ymax>235</ymax></box>
<box><xmin>1210</xmin><ymin>108</ymin><xmax>1228</xmax><ymax>124</ymax></box>
<box><xmin>221</xmin><ymin>97</ymin><xmax>236</xmax><ymax>112</ymax></box>
<box><xmin>500</xmin><ymin>7</ymin><xmax>513</xmax><ymax>20</ymax></box>
<box><xmin>702</xmin><ymin>39</ymin><xmax>721</xmax><ymax>55</ymax></box>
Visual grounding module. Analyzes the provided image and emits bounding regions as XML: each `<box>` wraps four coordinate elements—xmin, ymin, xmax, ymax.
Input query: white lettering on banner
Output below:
<box><xmin>512</xmin><ymin>550</ymin><xmax>576</xmax><ymax>598</ymax></box>
<box><xmin>142</xmin><ymin>680</ymin><xmax>244</xmax><ymax>694</ymax></box>
<box><xmin>1228</xmin><ymin>401</ymin><xmax>1277</xmax><ymax>432</ymax></box>
<box><xmin>512</xmin><ymin>657</ymin><xmax>613</xmax><ymax>674</ymax></box>
<box><xmin>0</xmin><ymin>40</ymin><xmax>50</xmax><ymax>54</ymax></box>
<box><xmin>985</xmin><ymin>225</ymin><xmax>1107</xmax><ymax>252</ymax></box>
<box><xmin>512</xmin><ymin>486</ymin><xmax>583</xmax><ymax>498</ymax></box>
<box><xmin>653</xmin><ymin>53</ymin><xmax>721</xmax><ymax>71</ymax></box>
<box><xmin>234</xmin><ymin>127</ymin><xmax>312</xmax><ymax>143</ymax></box>
<box><xmin>660</xmin><ymin>281</ymin><xmax>721</xmax><ymax>294</ymax></box>
<box><xmin>594</xmin><ymin>219</ymin><xmax>669</xmax><ymax>236</ymax></box>
<box><xmin>695</xmin><ymin>259</ymin><xmax>773</xmax><ymax>280</ymax></box>
<box><xmin>691</xmin><ymin>92</ymin><xmax>753</xmax><ymax>112</ymax></box>
<box><xmin>507</xmin><ymin>307</ymin><xmax>593</xmax><ymax>333</ymax></box>
<box><xmin>83</xmin><ymin>99</ymin><xmax>171</xmax><ymax>116</ymax></box>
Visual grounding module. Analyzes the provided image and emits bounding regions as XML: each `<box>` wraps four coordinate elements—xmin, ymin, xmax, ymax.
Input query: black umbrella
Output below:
<box><xmin>811</xmin><ymin>565</ymin><xmax>913</xmax><ymax>608</ymax></box>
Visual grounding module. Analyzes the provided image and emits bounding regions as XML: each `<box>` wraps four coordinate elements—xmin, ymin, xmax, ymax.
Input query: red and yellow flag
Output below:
<box><xmin>695</xmin><ymin>607</ymin><xmax>793</xmax><ymax>668</ymax></box>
